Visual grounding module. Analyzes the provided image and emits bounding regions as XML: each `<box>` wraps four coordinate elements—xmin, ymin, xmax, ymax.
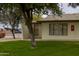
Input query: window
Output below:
<box><xmin>49</xmin><ymin>23</ymin><xmax>68</xmax><ymax>35</ymax></box>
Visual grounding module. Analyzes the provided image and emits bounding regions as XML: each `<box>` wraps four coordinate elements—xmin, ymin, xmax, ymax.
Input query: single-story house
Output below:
<box><xmin>0</xmin><ymin>23</ymin><xmax>23</xmax><ymax>39</ymax></box>
<box><xmin>1</xmin><ymin>13</ymin><xmax>79</xmax><ymax>41</ymax></box>
<box><xmin>30</xmin><ymin>13</ymin><xmax>79</xmax><ymax>41</ymax></box>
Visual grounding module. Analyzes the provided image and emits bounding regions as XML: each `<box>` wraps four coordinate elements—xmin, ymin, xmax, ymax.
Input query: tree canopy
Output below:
<box><xmin>68</xmin><ymin>3</ymin><xmax>79</xmax><ymax>8</ymax></box>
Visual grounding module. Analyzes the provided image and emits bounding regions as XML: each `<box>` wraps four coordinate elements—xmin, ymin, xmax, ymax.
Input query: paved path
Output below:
<box><xmin>5</xmin><ymin>33</ymin><xmax>23</xmax><ymax>39</ymax></box>
<box><xmin>0</xmin><ymin>39</ymin><xmax>22</xmax><ymax>42</ymax></box>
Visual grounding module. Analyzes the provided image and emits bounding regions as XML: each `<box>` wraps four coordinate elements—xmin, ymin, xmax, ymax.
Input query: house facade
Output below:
<box><xmin>31</xmin><ymin>13</ymin><xmax>79</xmax><ymax>41</ymax></box>
<box><xmin>0</xmin><ymin>23</ymin><xmax>23</xmax><ymax>39</ymax></box>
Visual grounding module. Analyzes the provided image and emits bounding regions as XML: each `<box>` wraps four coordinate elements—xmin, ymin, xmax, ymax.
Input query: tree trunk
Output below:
<box><xmin>26</xmin><ymin>9</ymin><xmax>36</xmax><ymax>48</ymax></box>
<box><xmin>27</xmin><ymin>22</ymin><xmax>36</xmax><ymax>48</ymax></box>
<box><xmin>11</xmin><ymin>29</ymin><xmax>15</xmax><ymax>39</ymax></box>
<box><xmin>19</xmin><ymin>4</ymin><xmax>36</xmax><ymax>48</ymax></box>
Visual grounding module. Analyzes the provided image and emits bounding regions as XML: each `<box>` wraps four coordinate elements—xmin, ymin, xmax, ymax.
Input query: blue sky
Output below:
<box><xmin>42</xmin><ymin>3</ymin><xmax>79</xmax><ymax>18</ymax></box>
<box><xmin>60</xmin><ymin>3</ymin><xmax>79</xmax><ymax>14</ymax></box>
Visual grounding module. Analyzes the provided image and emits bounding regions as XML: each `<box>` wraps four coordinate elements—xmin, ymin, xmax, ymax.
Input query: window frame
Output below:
<box><xmin>49</xmin><ymin>22</ymin><xmax>68</xmax><ymax>36</ymax></box>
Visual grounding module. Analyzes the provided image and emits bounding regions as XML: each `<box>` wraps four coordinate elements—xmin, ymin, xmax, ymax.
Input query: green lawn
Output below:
<box><xmin>0</xmin><ymin>40</ymin><xmax>79</xmax><ymax>56</ymax></box>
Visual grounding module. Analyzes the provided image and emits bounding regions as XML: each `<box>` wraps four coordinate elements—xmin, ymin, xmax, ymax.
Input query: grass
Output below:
<box><xmin>0</xmin><ymin>40</ymin><xmax>79</xmax><ymax>56</ymax></box>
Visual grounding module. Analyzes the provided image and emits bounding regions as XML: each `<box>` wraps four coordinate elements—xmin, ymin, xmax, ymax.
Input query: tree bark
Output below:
<box><xmin>19</xmin><ymin>4</ymin><xmax>36</xmax><ymax>48</ymax></box>
<box><xmin>26</xmin><ymin>9</ymin><xmax>36</xmax><ymax>48</ymax></box>
<box><xmin>6</xmin><ymin>11</ymin><xmax>16</xmax><ymax>39</ymax></box>
<box><xmin>26</xmin><ymin>22</ymin><xmax>36</xmax><ymax>48</ymax></box>
<box><xmin>11</xmin><ymin>29</ymin><xmax>15</xmax><ymax>39</ymax></box>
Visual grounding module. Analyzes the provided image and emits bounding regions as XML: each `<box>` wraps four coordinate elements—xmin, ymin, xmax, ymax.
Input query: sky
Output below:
<box><xmin>42</xmin><ymin>3</ymin><xmax>79</xmax><ymax>18</ymax></box>
<box><xmin>60</xmin><ymin>3</ymin><xmax>79</xmax><ymax>14</ymax></box>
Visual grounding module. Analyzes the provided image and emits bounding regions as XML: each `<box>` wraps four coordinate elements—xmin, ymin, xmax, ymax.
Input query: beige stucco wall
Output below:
<box><xmin>21</xmin><ymin>23</ymin><xmax>30</xmax><ymax>39</ymax></box>
<box><xmin>41</xmin><ymin>22</ymin><xmax>79</xmax><ymax>41</ymax></box>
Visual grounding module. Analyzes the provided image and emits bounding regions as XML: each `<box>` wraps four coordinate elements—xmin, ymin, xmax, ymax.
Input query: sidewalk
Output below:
<box><xmin>0</xmin><ymin>39</ymin><xmax>22</xmax><ymax>42</ymax></box>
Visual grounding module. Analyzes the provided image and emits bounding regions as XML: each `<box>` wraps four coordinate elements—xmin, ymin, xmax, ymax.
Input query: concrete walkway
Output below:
<box><xmin>0</xmin><ymin>39</ymin><xmax>22</xmax><ymax>42</ymax></box>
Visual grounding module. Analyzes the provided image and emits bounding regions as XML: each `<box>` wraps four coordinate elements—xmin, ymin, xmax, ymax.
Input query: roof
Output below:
<box><xmin>37</xmin><ymin>13</ymin><xmax>79</xmax><ymax>22</ymax></box>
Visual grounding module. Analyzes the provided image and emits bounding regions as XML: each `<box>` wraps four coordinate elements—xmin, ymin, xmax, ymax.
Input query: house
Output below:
<box><xmin>29</xmin><ymin>13</ymin><xmax>79</xmax><ymax>41</ymax></box>
<box><xmin>0</xmin><ymin>23</ymin><xmax>23</xmax><ymax>39</ymax></box>
<box><xmin>2</xmin><ymin>13</ymin><xmax>79</xmax><ymax>40</ymax></box>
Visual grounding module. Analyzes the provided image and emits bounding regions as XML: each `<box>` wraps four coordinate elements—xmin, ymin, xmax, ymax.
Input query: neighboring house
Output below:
<box><xmin>0</xmin><ymin>23</ymin><xmax>23</xmax><ymax>39</ymax></box>
<box><xmin>29</xmin><ymin>13</ymin><xmax>79</xmax><ymax>40</ymax></box>
<box><xmin>4</xmin><ymin>24</ymin><xmax>23</xmax><ymax>39</ymax></box>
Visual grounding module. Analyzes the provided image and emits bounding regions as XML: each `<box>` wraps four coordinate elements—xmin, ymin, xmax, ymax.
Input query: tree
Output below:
<box><xmin>0</xmin><ymin>3</ymin><xmax>62</xmax><ymax>48</ymax></box>
<box><xmin>0</xmin><ymin>7</ymin><xmax>21</xmax><ymax>39</ymax></box>
<box><xmin>33</xmin><ymin>14</ymin><xmax>42</xmax><ymax>21</ymax></box>
<box><xmin>68</xmin><ymin>3</ymin><xmax>79</xmax><ymax>8</ymax></box>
